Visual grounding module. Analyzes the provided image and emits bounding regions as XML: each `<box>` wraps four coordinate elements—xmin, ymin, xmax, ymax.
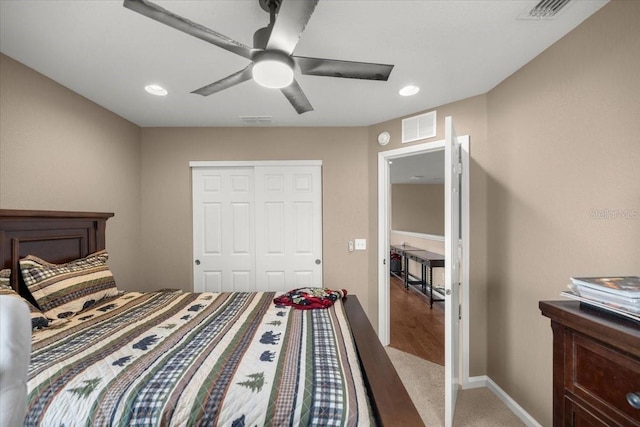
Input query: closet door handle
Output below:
<box><xmin>315</xmin><ymin>259</ymin><xmax>321</xmax><ymax>265</ymax></box>
<box><xmin>194</xmin><ymin>259</ymin><xmax>201</xmax><ymax>266</ymax></box>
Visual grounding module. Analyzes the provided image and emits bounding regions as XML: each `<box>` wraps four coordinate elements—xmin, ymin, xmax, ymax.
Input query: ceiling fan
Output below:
<box><xmin>123</xmin><ymin>0</ymin><xmax>394</xmax><ymax>114</ymax></box>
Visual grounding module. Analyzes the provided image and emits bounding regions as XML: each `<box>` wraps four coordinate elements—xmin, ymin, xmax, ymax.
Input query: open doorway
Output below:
<box><xmin>388</xmin><ymin>150</ymin><xmax>446</xmax><ymax>365</ymax></box>
<box><xmin>377</xmin><ymin>132</ymin><xmax>470</xmax><ymax>392</ymax></box>
<box><xmin>378</xmin><ymin>118</ymin><xmax>470</xmax><ymax>426</ymax></box>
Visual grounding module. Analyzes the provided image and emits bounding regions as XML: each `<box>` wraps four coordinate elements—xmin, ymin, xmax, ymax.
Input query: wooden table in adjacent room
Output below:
<box><xmin>389</xmin><ymin>244</ymin><xmax>421</xmax><ymax>281</ymax></box>
<box><xmin>404</xmin><ymin>250</ymin><xmax>445</xmax><ymax>308</ymax></box>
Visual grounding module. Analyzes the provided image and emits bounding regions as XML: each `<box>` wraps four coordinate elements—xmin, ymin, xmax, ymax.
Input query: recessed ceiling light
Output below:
<box><xmin>145</xmin><ymin>84</ymin><xmax>168</xmax><ymax>96</ymax></box>
<box><xmin>399</xmin><ymin>85</ymin><xmax>420</xmax><ymax>97</ymax></box>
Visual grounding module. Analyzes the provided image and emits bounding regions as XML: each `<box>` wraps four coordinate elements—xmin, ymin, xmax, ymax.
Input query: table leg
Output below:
<box><xmin>428</xmin><ymin>265</ymin><xmax>434</xmax><ymax>308</ymax></box>
<box><xmin>403</xmin><ymin>255</ymin><xmax>409</xmax><ymax>289</ymax></box>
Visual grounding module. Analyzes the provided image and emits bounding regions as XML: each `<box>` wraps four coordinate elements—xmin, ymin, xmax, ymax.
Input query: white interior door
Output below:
<box><xmin>377</xmin><ymin>126</ymin><xmax>470</xmax><ymax>425</ymax></box>
<box><xmin>192</xmin><ymin>167</ymin><xmax>255</xmax><ymax>292</ymax></box>
<box><xmin>254</xmin><ymin>165</ymin><xmax>323</xmax><ymax>291</ymax></box>
<box><xmin>444</xmin><ymin>116</ymin><xmax>462</xmax><ymax>427</ymax></box>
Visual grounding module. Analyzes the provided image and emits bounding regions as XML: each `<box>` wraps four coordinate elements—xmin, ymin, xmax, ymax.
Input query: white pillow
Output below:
<box><xmin>0</xmin><ymin>295</ymin><xmax>32</xmax><ymax>427</ymax></box>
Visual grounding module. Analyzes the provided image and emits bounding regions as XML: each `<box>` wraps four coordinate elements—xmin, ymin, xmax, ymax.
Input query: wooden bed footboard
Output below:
<box><xmin>0</xmin><ymin>209</ymin><xmax>423</xmax><ymax>426</ymax></box>
<box><xmin>343</xmin><ymin>296</ymin><xmax>424</xmax><ymax>426</ymax></box>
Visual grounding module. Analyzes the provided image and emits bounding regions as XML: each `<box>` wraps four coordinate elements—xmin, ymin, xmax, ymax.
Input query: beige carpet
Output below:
<box><xmin>385</xmin><ymin>347</ymin><xmax>525</xmax><ymax>426</ymax></box>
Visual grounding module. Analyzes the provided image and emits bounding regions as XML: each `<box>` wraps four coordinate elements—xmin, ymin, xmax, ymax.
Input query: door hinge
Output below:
<box><xmin>455</xmin><ymin>162</ymin><xmax>463</xmax><ymax>175</ymax></box>
<box><xmin>458</xmin><ymin>304</ymin><xmax>462</xmax><ymax>320</ymax></box>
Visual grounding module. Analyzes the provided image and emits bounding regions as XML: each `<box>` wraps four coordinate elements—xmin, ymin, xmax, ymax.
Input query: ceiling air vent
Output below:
<box><xmin>240</xmin><ymin>115</ymin><xmax>273</xmax><ymax>126</ymax></box>
<box><xmin>402</xmin><ymin>111</ymin><xmax>436</xmax><ymax>144</ymax></box>
<box><xmin>518</xmin><ymin>0</ymin><xmax>572</xmax><ymax>20</ymax></box>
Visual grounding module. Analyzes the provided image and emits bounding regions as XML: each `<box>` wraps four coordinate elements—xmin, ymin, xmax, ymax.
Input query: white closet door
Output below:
<box><xmin>192</xmin><ymin>162</ymin><xmax>322</xmax><ymax>293</ymax></box>
<box><xmin>192</xmin><ymin>168</ymin><xmax>255</xmax><ymax>292</ymax></box>
<box><xmin>254</xmin><ymin>165</ymin><xmax>323</xmax><ymax>291</ymax></box>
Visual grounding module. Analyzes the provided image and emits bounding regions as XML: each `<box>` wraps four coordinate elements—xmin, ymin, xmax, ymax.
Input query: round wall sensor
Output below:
<box><xmin>377</xmin><ymin>131</ymin><xmax>390</xmax><ymax>146</ymax></box>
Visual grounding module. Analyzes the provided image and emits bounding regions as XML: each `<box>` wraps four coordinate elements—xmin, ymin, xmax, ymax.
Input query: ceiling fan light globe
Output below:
<box><xmin>253</xmin><ymin>60</ymin><xmax>294</xmax><ymax>89</ymax></box>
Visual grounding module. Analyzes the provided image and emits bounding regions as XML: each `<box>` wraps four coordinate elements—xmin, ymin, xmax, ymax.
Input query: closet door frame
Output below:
<box><xmin>190</xmin><ymin>160</ymin><xmax>323</xmax><ymax>292</ymax></box>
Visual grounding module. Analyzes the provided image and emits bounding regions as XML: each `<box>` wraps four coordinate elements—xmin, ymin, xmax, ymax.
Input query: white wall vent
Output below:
<box><xmin>518</xmin><ymin>0</ymin><xmax>572</xmax><ymax>20</ymax></box>
<box><xmin>402</xmin><ymin>110</ymin><xmax>436</xmax><ymax>144</ymax></box>
<box><xmin>240</xmin><ymin>115</ymin><xmax>273</xmax><ymax>126</ymax></box>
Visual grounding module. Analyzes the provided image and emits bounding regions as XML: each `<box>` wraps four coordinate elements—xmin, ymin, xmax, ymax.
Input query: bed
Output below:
<box><xmin>0</xmin><ymin>209</ymin><xmax>423</xmax><ymax>426</ymax></box>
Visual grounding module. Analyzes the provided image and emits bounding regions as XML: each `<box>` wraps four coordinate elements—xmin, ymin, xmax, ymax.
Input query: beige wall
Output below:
<box><xmin>372</xmin><ymin>1</ymin><xmax>639</xmax><ymax>425</ymax></box>
<box><xmin>1</xmin><ymin>1</ymin><xmax>638</xmax><ymax>424</ymax></box>
<box><xmin>369</xmin><ymin>94</ymin><xmax>490</xmax><ymax>381</ymax></box>
<box><xmin>139</xmin><ymin>127</ymin><xmax>372</xmax><ymax>308</ymax></box>
<box><xmin>0</xmin><ymin>54</ymin><xmax>142</xmax><ymax>290</ymax></box>
<box><xmin>484</xmin><ymin>1</ymin><xmax>640</xmax><ymax>423</ymax></box>
<box><xmin>392</xmin><ymin>184</ymin><xmax>444</xmax><ymax>235</ymax></box>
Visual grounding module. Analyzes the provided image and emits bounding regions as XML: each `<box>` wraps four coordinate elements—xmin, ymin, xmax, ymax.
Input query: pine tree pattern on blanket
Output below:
<box><xmin>25</xmin><ymin>291</ymin><xmax>371</xmax><ymax>426</ymax></box>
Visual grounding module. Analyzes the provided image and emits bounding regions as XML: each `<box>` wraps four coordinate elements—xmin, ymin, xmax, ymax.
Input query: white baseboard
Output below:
<box><xmin>463</xmin><ymin>375</ymin><xmax>488</xmax><ymax>390</ymax></box>
<box><xmin>465</xmin><ymin>376</ymin><xmax>542</xmax><ymax>427</ymax></box>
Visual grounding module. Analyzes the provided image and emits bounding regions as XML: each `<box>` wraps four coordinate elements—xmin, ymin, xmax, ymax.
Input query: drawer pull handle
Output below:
<box><xmin>627</xmin><ymin>392</ymin><xmax>640</xmax><ymax>409</ymax></box>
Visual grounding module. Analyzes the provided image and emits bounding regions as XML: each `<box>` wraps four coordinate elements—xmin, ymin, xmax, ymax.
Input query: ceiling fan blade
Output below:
<box><xmin>266</xmin><ymin>0</ymin><xmax>319</xmax><ymax>55</ymax></box>
<box><xmin>281</xmin><ymin>79</ymin><xmax>313</xmax><ymax>114</ymax></box>
<box><xmin>123</xmin><ymin>0</ymin><xmax>253</xmax><ymax>60</ymax></box>
<box><xmin>294</xmin><ymin>56</ymin><xmax>394</xmax><ymax>81</ymax></box>
<box><xmin>191</xmin><ymin>65</ymin><xmax>254</xmax><ymax>96</ymax></box>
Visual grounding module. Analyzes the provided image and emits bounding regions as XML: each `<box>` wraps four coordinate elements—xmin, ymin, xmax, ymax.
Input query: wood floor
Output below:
<box><xmin>389</xmin><ymin>275</ymin><xmax>445</xmax><ymax>365</ymax></box>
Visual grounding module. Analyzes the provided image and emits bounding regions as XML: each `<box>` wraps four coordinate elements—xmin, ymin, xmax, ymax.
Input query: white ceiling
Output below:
<box><xmin>390</xmin><ymin>151</ymin><xmax>445</xmax><ymax>184</ymax></box>
<box><xmin>0</xmin><ymin>0</ymin><xmax>607</xmax><ymax>128</ymax></box>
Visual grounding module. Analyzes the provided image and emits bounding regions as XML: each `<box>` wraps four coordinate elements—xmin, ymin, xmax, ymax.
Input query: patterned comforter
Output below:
<box><xmin>26</xmin><ymin>291</ymin><xmax>372</xmax><ymax>426</ymax></box>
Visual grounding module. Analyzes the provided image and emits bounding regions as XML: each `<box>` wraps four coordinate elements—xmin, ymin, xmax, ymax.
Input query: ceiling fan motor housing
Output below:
<box><xmin>253</xmin><ymin>50</ymin><xmax>294</xmax><ymax>69</ymax></box>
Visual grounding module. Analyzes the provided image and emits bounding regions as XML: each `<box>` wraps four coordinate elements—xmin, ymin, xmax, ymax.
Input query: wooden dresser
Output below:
<box><xmin>540</xmin><ymin>300</ymin><xmax>640</xmax><ymax>426</ymax></box>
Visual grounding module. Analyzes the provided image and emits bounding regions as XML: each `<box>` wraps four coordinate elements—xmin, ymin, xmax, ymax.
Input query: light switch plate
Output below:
<box><xmin>354</xmin><ymin>239</ymin><xmax>366</xmax><ymax>250</ymax></box>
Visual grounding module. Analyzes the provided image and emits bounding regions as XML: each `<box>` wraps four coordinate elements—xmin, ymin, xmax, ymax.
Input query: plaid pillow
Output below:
<box><xmin>20</xmin><ymin>250</ymin><xmax>119</xmax><ymax>319</ymax></box>
<box><xmin>0</xmin><ymin>268</ymin><xmax>49</xmax><ymax>329</ymax></box>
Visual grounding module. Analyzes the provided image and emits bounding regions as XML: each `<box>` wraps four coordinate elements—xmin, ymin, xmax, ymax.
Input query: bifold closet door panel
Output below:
<box><xmin>192</xmin><ymin>168</ymin><xmax>256</xmax><ymax>292</ymax></box>
<box><xmin>254</xmin><ymin>166</ymin><xmax>323</xmax><ymax>291</ymax></box>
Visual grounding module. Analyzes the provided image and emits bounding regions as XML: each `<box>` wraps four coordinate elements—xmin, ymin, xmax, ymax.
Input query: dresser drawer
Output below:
<box><xmin>564</xmin><ymin>396</ymin><xmax>616</xmax><ymax>427</ymax></box>
<box><xmin>565</xmin><ymin>332</ymin><xmax>640</xmax><ymax>426</ymax></box>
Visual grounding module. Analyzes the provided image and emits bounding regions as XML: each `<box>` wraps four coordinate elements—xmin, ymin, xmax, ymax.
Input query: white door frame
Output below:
<box><xmin>377</xmin><ymin>137</ymin><xmax>470</xmax><ymax>384</ymax></box>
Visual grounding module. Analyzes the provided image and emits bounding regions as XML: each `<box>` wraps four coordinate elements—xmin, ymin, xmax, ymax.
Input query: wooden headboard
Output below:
<box><xmin>0</xmin><ymin>209</ymin><xmax>114</xmax><ymax>298</ymax></box>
